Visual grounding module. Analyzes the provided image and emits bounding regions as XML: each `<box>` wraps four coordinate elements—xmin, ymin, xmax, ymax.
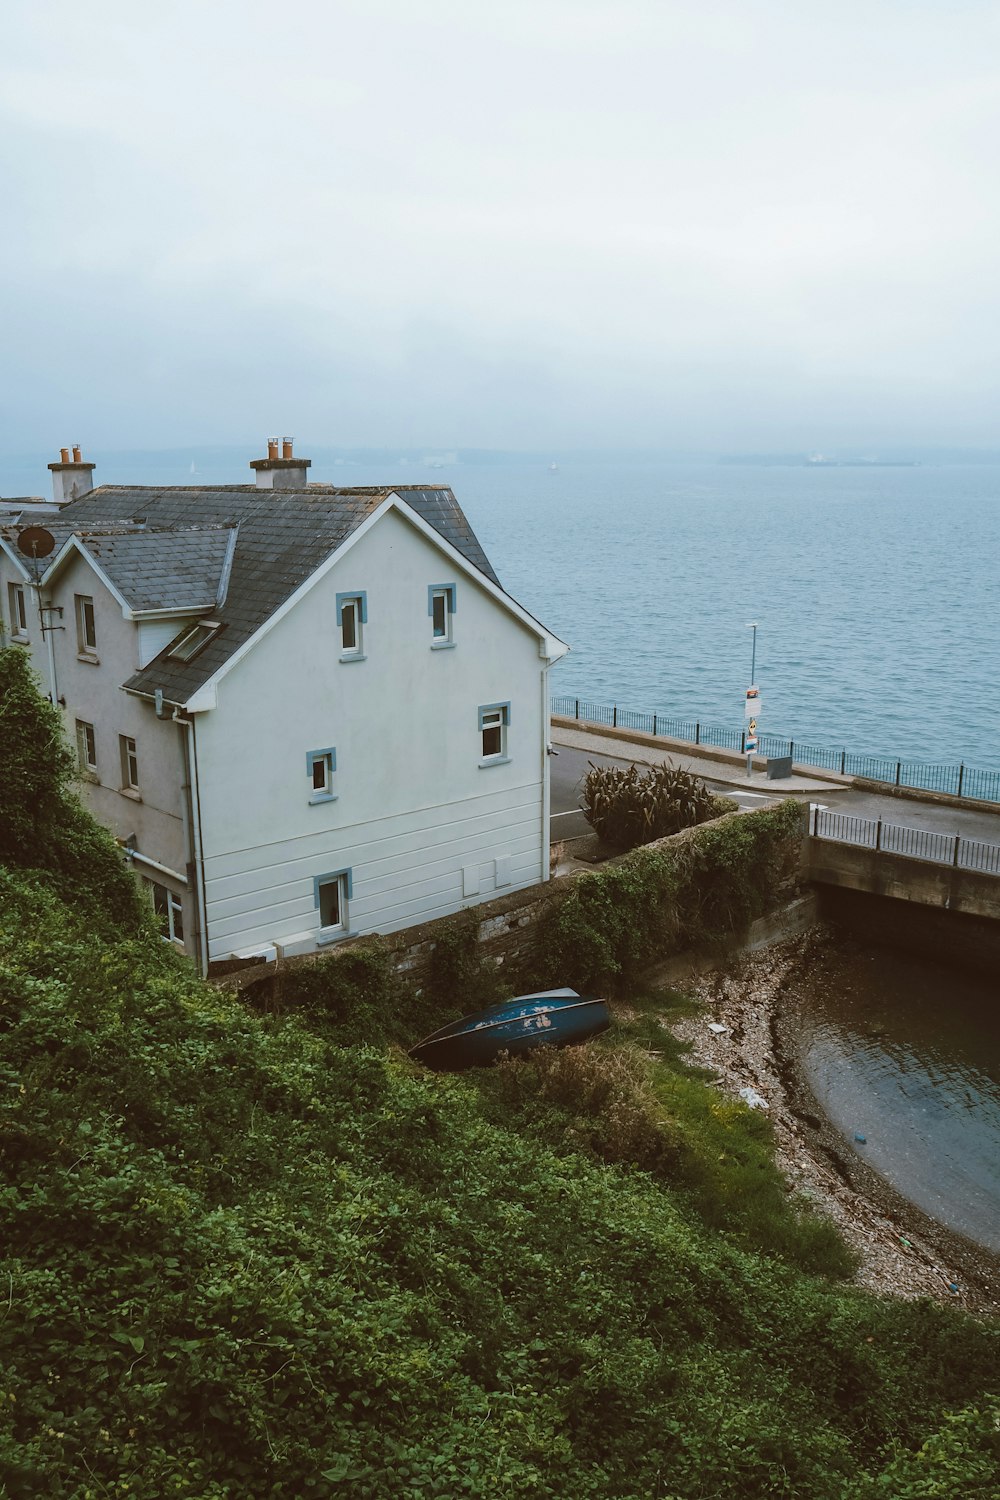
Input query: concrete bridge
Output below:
<box><xmin>806</xmin><ymin>807</ymin><xmax>1000</xmax><ymax>922</ymax></box>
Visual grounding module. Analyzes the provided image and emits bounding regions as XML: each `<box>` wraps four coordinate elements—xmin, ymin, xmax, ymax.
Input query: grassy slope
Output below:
<box><xmin>2</xmin><ymin>868</ymin><xmax>999</xmax><ymax>1499</ymax></box>
<box><xmin>1</xmin><ymin>648</ymin><xmax>998</xmax><ymax>1497</ymax></box>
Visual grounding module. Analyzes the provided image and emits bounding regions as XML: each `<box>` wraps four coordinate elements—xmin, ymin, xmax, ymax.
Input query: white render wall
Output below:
<box><xmin>193</xmin><ymin>507</ymin><xmax>550</xmax><ymax>959</ymax></box>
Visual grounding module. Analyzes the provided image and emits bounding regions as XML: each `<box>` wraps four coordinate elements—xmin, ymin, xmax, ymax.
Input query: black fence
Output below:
<box><xmin>551</xmin><ymin>694</ymin><xmax>1000</xmax><ymax>805</ymax></box>
<box><xmin>811</xmin><ymin>807</ymin><xmax>1000</xmax><ymax>877</ymax></box>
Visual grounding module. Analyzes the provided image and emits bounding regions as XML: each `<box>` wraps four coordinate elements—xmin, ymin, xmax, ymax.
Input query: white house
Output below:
<box><xmin>0</xmin><ymin>441</ymin><xmax>568</xmax><ymax>974</ymax></box>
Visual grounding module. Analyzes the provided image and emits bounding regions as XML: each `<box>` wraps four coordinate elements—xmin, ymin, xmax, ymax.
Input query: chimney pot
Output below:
<box><xmin>267</xmin><ymin>437</ymin><xmax>279</xmax><ymax>459</ymax></box>
<box><xmin>72</xmin><ymin>444</ymin><xmax>82</xmax><ymax>463</ymax></box>
<box><xmin>282</xmin><ymin>437</ymin><xmax>294</xmax><ymax>459</ymax></box>
<box><xmin>60</xmin><ymin>447</ymin><xmax>70</xmax><ymax>463</ymax></box>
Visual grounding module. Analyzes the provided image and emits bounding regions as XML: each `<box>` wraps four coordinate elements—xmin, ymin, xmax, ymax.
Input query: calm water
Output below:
<box><xmin>784</xmin><ymin>941</ymin><xmax>1000</xmax><ymax>1254</ymax></box>
<box><xmin>6</xmin><ymin>449</ymin><xmax>999</xmax><ymax>764</ymax></box>
<box><xmin>456</xmin><ymin>461</ymin><xmax>1000</xmax><ymax>770</ymax></box>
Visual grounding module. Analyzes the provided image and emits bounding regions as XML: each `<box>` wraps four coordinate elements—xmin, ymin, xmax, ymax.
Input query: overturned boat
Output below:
<box><xmin>408</xmin><ymin>987</ymin><xmax>610</xmax><ymax>1072</ymax></box>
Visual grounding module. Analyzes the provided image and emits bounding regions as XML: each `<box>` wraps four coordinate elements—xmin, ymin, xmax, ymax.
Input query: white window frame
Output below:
<box><xmin>336</xmin><ymin>591</ymin><xmax>367</xmax><ymax>661</ymax></box>
<box><xmin>75</xmin><ymin>593</ymin><xmax>97</xmax><ymax>656</ymax></box>
<box><xmin>306</xmin><ymin>747</ymin><xmax>337</xmax><ymax>804</ymax></box>
<box><xmin>314</xmin><ymin>868</ymin><xmax>352</xmax><ymax>943</ymax></box>
<box><xmin>478</xmin><ymin>702</ymin><xmax>511</xmax><ymax>766</ymax></box>
<box><xmin>119</xmin><ymin>734</ymin><xmax>140</xmax><ymax>792</ymax></box>
<box><xmin>75</xmin><ymin>719</ymin><xmax>98</xmax><ymax>774</ymax></box>
<box><xmin>428</xmin><ymin>583</ymin><xmax>457</xmax><ymax>647</ymax></box>
<box><xmin>146</xmin><ymin>879</ymin><xmax>184</xmax><ymax>945</ymax></box>
<box><xmin>7</xmin><ymin>581</ymin><xmax>28</xmax><ymax>641</ymax></box>
<box><xmin>168</xmin><ymin>620</ymin><xmax>220</xmax><ymax>662</ymax></box>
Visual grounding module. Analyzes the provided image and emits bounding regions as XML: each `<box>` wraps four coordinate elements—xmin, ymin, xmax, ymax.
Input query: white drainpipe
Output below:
<box><xmin>540</xmin><ymin>664</ymin><xmax>551</xmax><ymax>881</ymax></box>
<box><xmin>174</xmin><ymin>710</ymin><xmax>210</xmax><ymax>977</ymax></box>
<box><xmin>32</xmin><ymin>583</ymin><xmax>60</xmax><ymax>709</ymax></box>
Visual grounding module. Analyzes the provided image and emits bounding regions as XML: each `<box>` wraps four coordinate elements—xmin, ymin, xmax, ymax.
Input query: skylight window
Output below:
<box><xmin>168</xmin><ymin>621</ymin><xmax>220</xmax><ymax>662</ymax></box>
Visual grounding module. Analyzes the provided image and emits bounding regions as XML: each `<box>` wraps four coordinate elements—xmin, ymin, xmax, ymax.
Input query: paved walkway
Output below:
<box><xmin>551</xmin><ymin>722</ymin><xmax>849</xmax><ymax>796</ymax></box>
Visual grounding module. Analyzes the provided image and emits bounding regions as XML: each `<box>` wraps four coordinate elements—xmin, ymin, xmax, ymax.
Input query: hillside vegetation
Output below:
<box><xmin>1</xmin><ymin>646</ymin><xmax>998</xmax><ymax>1498</ymax></box>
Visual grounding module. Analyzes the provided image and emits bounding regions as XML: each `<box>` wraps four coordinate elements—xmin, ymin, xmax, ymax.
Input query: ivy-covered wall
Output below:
<box><xmin>233</xmin><ymin>800</ymin><xmax>806</xmax><ymax>1016</ymax></box>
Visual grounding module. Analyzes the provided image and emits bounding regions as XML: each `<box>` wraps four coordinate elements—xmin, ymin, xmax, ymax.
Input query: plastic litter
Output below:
<box><xmin>738</xmin><ymin>1085</ymin><xmax>768</xmax><ymax>1110</ymax></box>
<box><xmin>854</xmin><ymin>1133</ymin><xmax>867</xmax><ymax>1143</ymax></box>
<box><xmin>707</xmin><ymin>1022</ymin><xmax>728</xmax><ymax>1034</ymax></box>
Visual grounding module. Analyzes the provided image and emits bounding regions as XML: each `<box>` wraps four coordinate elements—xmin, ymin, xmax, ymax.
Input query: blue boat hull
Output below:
<box><xmin>408</xmin><ymin>987</ymin><xmax>611</xmax><ymax>1072</ymax></box>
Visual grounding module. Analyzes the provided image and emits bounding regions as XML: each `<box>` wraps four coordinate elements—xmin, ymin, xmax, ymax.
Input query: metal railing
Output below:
<box><xmin>811</xmin><ymin>806</ymin><xmax>1000</xmax><ymax>876</ymax></box>
<box><xmin>551</xmin><ymin>694</ymin><xmax>1000</xmax><ymax>805</ymax></box>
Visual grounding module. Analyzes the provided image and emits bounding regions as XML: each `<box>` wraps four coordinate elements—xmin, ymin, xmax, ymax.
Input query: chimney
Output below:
<box><xmin>48</xmin><ymin>444</ymin><xmax>96</xmax><ymax>505</ymax></box>
<box><xmin>249</xmin><ymin>435</ymin><xmax>312</xmax><ymax>489</ymax></box>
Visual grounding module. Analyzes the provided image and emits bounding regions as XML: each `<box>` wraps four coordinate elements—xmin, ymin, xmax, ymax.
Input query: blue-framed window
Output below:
<box><xmin>336</xmin><ymin>591</ymin><xmax>367</xmax><ymax>660</ymax></box>
<box><xmin>428</xmin><ymin>583</ymin><xmax>457</xmax><ymax>646</ymax></box>
<box><xmin>478</xmin><ymin>701</ymin><xmax>511</xmax><ymax>765</ymax></box>
<box><xmin>314</xmin><ymin>868</ymin><xmax>353</xmax><ymax>941</ymax></box>
<box><xmin>306</xmin><ymin>747</ymin><xmax>337</xmax><ymax>804</ymax></box>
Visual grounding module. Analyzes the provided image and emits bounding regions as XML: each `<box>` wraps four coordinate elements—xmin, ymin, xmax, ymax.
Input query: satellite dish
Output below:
<box><xmin>17</xmin><ymin>526</ymin><xmax>56</xmax><ymax>559</ymax></box>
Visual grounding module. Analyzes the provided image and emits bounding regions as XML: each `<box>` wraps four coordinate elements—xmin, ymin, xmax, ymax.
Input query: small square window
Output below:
<box><xmin>76</xmin><ymin>719</ymin><xmax>97</xmax><ymax>773</ymax></box>
<box><xmin>306</xmin><ymin>747</ymin><xmax>337</xmax><ymax>803</ymax></box>
<box><xmin>428</xmin><ymin>583</ymin><xmax>457</xmax><ymax>645</ymax></box>
<box><xmin>75</xmin><ymin>594</ymin><xmax>97</xmax><ymax>655</ymax></box>
<box><xmin>146</xmin><ymin>879</ymin><xmax>184</xmax><ymax>944</ymax></box>
<box><xmin>478</xmin><ymin>702</ymin><xmax>510</xmax><ymax>764</ymax></box>
<box><xmin>336</xmin><ymin>592</ymin><xmax>367</xmax><ymax>659</ymax></box>
<box><xmin>120</xmin><ymin>734</ymin><xmax>140</xmax><ymax>791</ymax></box>
<box><xmin>7</xmin><ymin>582</ymin><xmax>28</xmax><ymax>640</ymax></box>
<box><xmin>315</xmin><ymin>869</ymin><xmax>352</xmax><ymax>939</ymax></box>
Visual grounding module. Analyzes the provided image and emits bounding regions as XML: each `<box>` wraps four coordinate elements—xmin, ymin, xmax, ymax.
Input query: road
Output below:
<box><xmin>550</xmin><ymin>743</ymin><xmax>1000</xmax><ymax>848</ymax></box>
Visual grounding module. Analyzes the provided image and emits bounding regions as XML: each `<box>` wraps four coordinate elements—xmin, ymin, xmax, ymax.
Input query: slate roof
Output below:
<box><xmin>51</xmin><ymin>482</ymin><xmax>502</xmax><ymax>706</ymax></box>
<box><xmin>0</xmin><ymin>517</ymin><xmax>80</xmax><ymax>575</ymax></box>
<box><xmin>75</xmin><ymin>527</ymin><xmax>237</xmax><ymax>613</ymax></box>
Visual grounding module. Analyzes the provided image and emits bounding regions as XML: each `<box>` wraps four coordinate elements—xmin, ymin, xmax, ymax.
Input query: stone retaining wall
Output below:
<box><xmin>214</xmin><ymin>805</ymin><xmax>770</xmax><ymax>1002</ymax></box>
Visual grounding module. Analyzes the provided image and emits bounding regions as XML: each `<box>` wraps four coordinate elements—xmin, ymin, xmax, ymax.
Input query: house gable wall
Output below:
<box><xmin>192</xmin><ymin>508</ymin><xmax>548</xmax><ymax>959</ymax></box>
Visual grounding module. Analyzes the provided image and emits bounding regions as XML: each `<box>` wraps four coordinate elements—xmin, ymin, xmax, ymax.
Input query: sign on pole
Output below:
<box><xmin>745</xmin><ymin>686</ymin><xmax>761</xmax><ymax>719</ymax></box>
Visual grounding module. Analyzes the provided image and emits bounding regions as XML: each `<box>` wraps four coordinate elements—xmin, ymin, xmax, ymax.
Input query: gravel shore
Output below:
<box><xmin>663</xmin><ymin>929</ymin><xmax>1000</xmax><ymax>1317</ymax></box>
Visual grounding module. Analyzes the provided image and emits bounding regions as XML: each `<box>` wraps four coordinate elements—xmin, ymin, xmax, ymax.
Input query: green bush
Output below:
<box><xmin>582</xmin><ymin>758</ymin><xmax>728</xmax><ymax>848</ymax></box>
<box><xmin>542</xmin><ymin>798</ymin><xmax>803</xmax><ymax>993</ymax></box>
<box><xmin>0</xmin><ymin>646</ymin><xmax>147</xmax><ymax>937</ymax></box>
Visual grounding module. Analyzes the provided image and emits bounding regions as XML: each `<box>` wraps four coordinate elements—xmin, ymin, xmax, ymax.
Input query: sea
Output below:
<box><xmin>6</xmin><ymin>449</ymin><xmax>997</xmax><ymax>767</ymax></box>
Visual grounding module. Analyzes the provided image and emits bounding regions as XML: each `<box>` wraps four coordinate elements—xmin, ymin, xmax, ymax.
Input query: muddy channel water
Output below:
<box><xmin>782</xmin><ymin>938</ymin><xmax>1000</xmax><ymax>1253</ymax></box>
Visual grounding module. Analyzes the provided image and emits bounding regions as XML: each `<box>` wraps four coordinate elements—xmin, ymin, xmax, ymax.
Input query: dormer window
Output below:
<box><xmin>168</xmin><ymin>620</ymin><xmax>220</xmax><ymax>662</ymax></box>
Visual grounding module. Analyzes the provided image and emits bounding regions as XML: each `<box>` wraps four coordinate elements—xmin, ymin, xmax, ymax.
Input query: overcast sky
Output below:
<box><xmin>2</xmin><ymin>0</ymin><xmax>999</xmax><ymax>456</ymax></box>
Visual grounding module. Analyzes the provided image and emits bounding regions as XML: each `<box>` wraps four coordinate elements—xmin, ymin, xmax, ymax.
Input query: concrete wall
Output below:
<box><xmin>806</xmin><ymin>838</ymin><xmax>1000</xmax><ymax>922</ymax></box>
<box><xmin>194</xmin><ymin>506</ymin><xmax>551</xmax><ymax>961</ymax></box>
<box><xmin>816</xmin><ymin>885</ymin><xmax>1000</xmax><ymax>979</ymax></box>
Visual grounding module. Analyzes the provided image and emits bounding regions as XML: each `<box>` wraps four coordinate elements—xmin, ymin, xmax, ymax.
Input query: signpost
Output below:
<box><xmin>745</xmin><ymin>623</ymin><xmax>760</xmax><ymax>778</ymax></box>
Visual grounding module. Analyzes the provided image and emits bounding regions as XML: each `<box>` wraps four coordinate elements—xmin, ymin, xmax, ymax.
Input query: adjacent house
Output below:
<box><xmin>0</xmin><ymin>441</ymin><xmax>568</xmax><ymax>974</ymax></box>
